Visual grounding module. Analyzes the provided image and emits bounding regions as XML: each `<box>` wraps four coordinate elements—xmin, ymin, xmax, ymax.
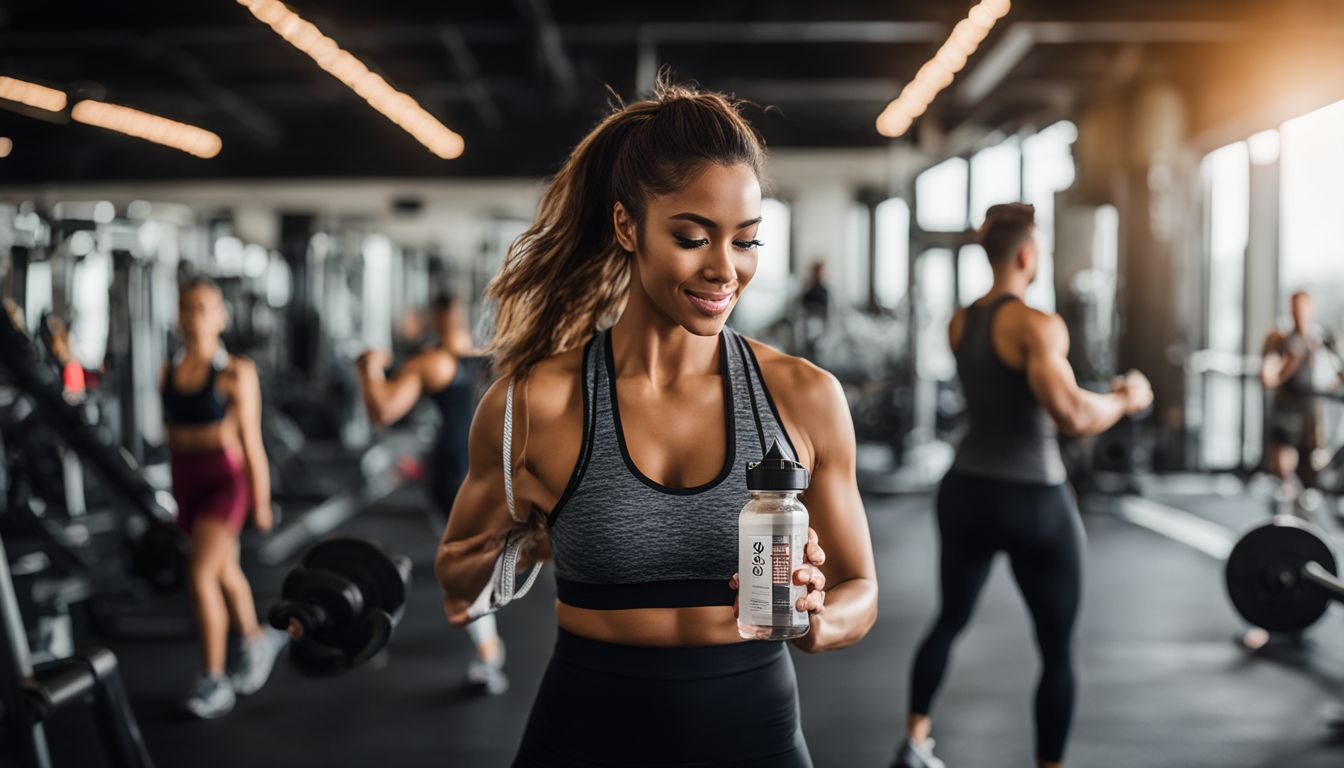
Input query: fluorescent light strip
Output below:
<box><xmin>71</xmin><ymin>100</ymin><xmax>223</xmax><ymax>158</ymax></box>
<box><xmin>877</xmin><ymin>0</ymin><xmax>1011</xmax><ymax>138</ymax></box>
<box><xmin>236</xmin><ymin>0</ymin><xmax>465</xmax><ymax>159</ymax></box>
<box><xmin>0</xmin><ymin>76</ymin><xmax>68</xmax><ymax>113</ymax></box>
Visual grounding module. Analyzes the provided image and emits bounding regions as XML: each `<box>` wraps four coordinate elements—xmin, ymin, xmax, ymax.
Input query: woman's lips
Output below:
<box><xmin>685</xmin><ymin>290</ymin><xmax>733</xmax><ymax>316</ymax></box>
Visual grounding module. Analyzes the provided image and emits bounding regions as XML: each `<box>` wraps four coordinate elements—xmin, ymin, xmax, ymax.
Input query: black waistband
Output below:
<box><xmin>556</xmin><ymin>577</ymin><xmax>736</xmax><ymax>610</ymax></box>
<box><xmin>554</xmin><ymin>627</ymin><xmax>783</xmax><ymax>679</ymax></box>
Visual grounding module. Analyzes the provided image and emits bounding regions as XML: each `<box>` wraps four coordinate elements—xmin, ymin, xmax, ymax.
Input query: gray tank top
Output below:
<box><xmin>950</xmin><ymin>295</ymin><xmax>1067</xmax><ymax>486</ymax></box>
<box><xmin>547</xmin><ymin>328</ymin><xmax>799</xmax><ymax>610</ymax></box>
<box><xmin>1278</xmin><ymin>328</ymin><xmax>1320</xmax><ymax>397</ymax></box>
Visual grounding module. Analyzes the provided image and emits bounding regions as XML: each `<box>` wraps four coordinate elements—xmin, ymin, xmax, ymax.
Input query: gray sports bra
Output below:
<box><xmin>547</xmin><ymin>328</ymin><xmax>799</xmax><ymax>610</ymax></box>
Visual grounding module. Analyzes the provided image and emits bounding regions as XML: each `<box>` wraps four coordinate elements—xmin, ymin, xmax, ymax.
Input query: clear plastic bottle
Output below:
<box><xmin>737</xmin><ymin>439</ymin><xmax>810</xmax><ymax>640</ymax></box>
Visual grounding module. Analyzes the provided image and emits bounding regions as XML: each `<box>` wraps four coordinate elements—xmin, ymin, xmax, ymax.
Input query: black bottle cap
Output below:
<box><xmin>745</xmin><ymin>438</ymin><xmax>809</xmax><ymax>492</ymax></box>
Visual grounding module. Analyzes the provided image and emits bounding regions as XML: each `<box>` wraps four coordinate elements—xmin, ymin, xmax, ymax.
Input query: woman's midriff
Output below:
<box><xmin>166</xmin><ymin>417</ymin><xmax>241</xmax><ymax>456</ymax></box>
<box><xmin>555</xmin><ymin>603</ymin><xmax>744</xmax><ymax>646</ymax></box>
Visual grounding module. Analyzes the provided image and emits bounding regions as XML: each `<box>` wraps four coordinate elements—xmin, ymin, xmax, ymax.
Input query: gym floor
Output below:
<box><xmin>49</xmin><ymin>481</ymin><xmax>1344</xmax><ymax>768</ymax></box>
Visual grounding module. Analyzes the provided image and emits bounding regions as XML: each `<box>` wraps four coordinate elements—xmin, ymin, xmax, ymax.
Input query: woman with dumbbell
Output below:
<box><xmin>163</xmin><ymin>276</ymin><xmax>286</xmax><ymax>719</ymax></box>
<box><xmin>436</xmin><ymin>77</ymin><xmax>879</xmax><ymax>767</ymax></box>
<box><xmin>354</xmin><ymin>292</ymin><xmax>509</xmax><ymax>694</ymax></box>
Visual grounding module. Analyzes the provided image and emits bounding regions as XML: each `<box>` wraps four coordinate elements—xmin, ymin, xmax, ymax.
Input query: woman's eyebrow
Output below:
<box><xmin>668</xmin><ymin>212</ymin><xmax>762</xmax><ymax>230</ymax></box>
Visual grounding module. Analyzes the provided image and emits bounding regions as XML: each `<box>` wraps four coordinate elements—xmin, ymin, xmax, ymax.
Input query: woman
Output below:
<box><xmin>162</xmin><ymin>276</ymin><xmax>286</xmax><ymax>719</ymax></box>
<box><xmin>895</xmin><ymin>203</ymin><xmax>1153</xmax><ymax>768</ymax></box>
<box><xmin>354</xmin><ymin>293</ymin><xmax>507</xmax><ymax>693</ymax></box>
<box><xmin>435</xmin><ymin>79</ymin><xmax>879</xmax><ymax>767</ymax></box>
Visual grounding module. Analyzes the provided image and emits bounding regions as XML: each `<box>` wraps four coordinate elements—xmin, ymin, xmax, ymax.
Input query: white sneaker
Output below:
<box><xmin>231</xmin><ymin>627</ymin><xmax>289</xmax><ymax>696</ymax></box>
<box><xmin>465</xmin><ymin>641</ymin><xmax>509</xmax><ymax>695</ymax></box>
<box><xmin>184</xmin><ymin>673</ymin><xmax>236</xmax><ymax>719</ymax></box>
<box><xmin>893</xmin><ymin>738</ymin><xmax>946</xmax><ymax>768</ymax></box>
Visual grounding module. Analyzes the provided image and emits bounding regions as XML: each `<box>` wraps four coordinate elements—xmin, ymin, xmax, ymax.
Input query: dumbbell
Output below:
<box><xmin>1224</xmin><ymin>516</ymin><xmax>1344</xmax><ymax>632</ymax></box>
<box><xmin>269</xmin><ymin>537</ymin><xmax>411</xmax><ymax>675</ymax></box>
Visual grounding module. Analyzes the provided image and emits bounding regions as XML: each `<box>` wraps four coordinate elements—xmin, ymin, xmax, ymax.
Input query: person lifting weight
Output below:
<box><xmin>1260</xmin><ymin>291</ymin><xmax>1343</xmax><ymax>515</ymax></box>
<box><xmin>894</xmin><ymin>203</ymin><xmax>1153</xmax><ymax>768</ymax></box>
<box><xmin>353</xmin><ymin>292</ymin><xmax>508</xmax><ymax>694</ymax></box>
<box><xmin>162</xmin><ymin>276</ymin><xmax>287</xmax><ymax>719</ymax></box>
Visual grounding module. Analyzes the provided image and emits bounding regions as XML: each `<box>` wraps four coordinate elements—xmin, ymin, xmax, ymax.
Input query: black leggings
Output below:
<box><xmin>515</xmin><ymin>629</ymin><xmax>812</xmax><ymax>767</ymax></box>
<box><xmin>908</xmin><ymin>472</ymin><xmax>1083</xmax><ymax>763</ymax></box>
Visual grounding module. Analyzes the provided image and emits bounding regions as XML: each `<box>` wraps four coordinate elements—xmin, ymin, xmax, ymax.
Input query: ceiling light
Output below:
<box><xmin>980</xmin><ymin>0</ymin><xmax>1012</xmax><ymax>19</ymax></box>
<box><xmin>71</xmin><ymin>100</ymin><xmax>223</xmax><ymax>158</ymax></box>
<box><xmin>0</xmin><ymin>76</ymin><xmax>67</xmax><ymax>113</ymax></box>
<box><xmin>236</xmin><ymin>0</ymin><xmax>464</xmax><ymax>159</ymax></box>
<box><xmin>876</xmin><ymin>1</ymin><xmax>1012</xmax><ymax>138</ymax></box>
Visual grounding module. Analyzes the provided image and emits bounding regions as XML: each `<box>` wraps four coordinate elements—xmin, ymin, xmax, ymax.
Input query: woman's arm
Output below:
<box><xmin>764</xmin><ymin>354</ymin><xmax>878</xmax><ymax>654</ymax></box>
<box><xmin>355</xmin><ymin>350</ymin><xmax>445</xmax><ymax>427</ymax></box>
<box><xmin>434</xmin><ymin>378</ymin><xmax>535</xmax><ymax>620</ymax></box>
<box><xmin>232</xmin><ymin>358</ymin><xmax>273</xmax><ymax>530</ymax></box>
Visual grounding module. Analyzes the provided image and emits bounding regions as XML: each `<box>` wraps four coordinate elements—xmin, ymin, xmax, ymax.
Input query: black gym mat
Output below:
<box><xmin>48</xmin><ymin>487</ymin><xmax>1344</xmax><ymax>768</ymax></box>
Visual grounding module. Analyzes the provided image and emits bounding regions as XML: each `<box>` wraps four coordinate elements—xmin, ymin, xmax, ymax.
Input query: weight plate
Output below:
<box><xmin>1225</xmin><ymin>516</ymin><xmax>1339</xmax><ymax>632</ymax></box>
<box><xmin>303</xmin><ymin>537</ymin><xmax>411</xmax><ymax>618</ymax></box>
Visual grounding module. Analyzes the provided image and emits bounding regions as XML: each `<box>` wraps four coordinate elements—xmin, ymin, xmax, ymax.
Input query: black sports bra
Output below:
<box><xmin>162</xmin><ymin>354</ymin><xmax>229</xmax><ymax>425</ymax></box>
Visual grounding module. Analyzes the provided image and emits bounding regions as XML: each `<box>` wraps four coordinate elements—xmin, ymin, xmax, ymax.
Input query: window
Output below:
<box><xmin>915</xmin><ymin>158</ymin><xmax>968</xmax><ymax>232</ymax></box>
<box><xmin>1280</xmin><ymin>99</ymin><xmax>1344</xmax><ymax>461</ymax></box>
<box><xmin>733</xmin><ymin>198</ymin><xmax>791</xmax><ymax>332</ymax></box>
<box><xmin>1282</xmin><ymin>98</ymin><xmax>1344</xmax><ymax>332</ymax></box>
<box><xmin>874</xmin><ymin>198</ymin><xmax>910</xmax><ymax>309</ymax></box>
<box><xmin>916</xmin><ymin>249</ymin><xmax>956</xmax><ymax>381</ymax></box>
<box><xmin>957</xmin><ymin>244</ymin><xmax>994</xmax><ymax>306</ymax></box>
<box><xmin>1200</xmin><ymin>141</ymin><xmax>1250</xmax><ymax>469</ymax></box>
<box><xmin>1023</xmin><ymin>121</ymin><xmax>1077</xmax><ymax>311</ymax></box>
<box><xmin>970</xmin><ymin>137</ymin><xmax>1022</xmax><ymax>228</ymax></box>
<box><xmin>844</xmin><ymin>202</ymin><xmax>871</xmax><ymax>307</ymax></box>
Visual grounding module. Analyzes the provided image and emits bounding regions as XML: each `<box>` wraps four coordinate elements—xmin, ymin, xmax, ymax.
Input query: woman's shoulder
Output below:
<box><xmin>475</xmin><ymin>341</ymin><xmax>588</xmax><ymax>427</ymax></box>
<box><xmin>740</xmin><ymin>336</ymin><xmax>844</xmax><ymax>415</ymax></box>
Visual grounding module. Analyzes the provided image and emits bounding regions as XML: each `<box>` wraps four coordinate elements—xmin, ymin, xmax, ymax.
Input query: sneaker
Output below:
<box><xmin>465</xmin><ymin>640</ymin><xmax>509</xmax><ymax>695</ymax></box>
<box><xmin>892</xmin><ymin>738</ymin><xmax>946</xmax><ymax>768</ymax></box>
<box><xmin>231</xmin><ymin>627</ymin><xmax>289</xmax><ymax>696</ymax></box>
<box><xmin>184</xmin><ymin>673</ymin><xmax>236</xmax><ymax>719</ymax></box>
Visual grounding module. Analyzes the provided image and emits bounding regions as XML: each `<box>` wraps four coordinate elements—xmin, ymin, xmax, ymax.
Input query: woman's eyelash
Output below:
<box><xmin>674</xmin><ymin>236</ymin><xmax>764</xmax><ymax>250</ymax></box>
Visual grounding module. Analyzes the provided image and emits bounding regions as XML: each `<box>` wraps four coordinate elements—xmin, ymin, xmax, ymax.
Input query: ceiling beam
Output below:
<box><xmin>139</xmin><ymin>38</ymin><xmax>282</xmax><ymax>147</ymax></box>
<box><xmin>439</xmin><ymin>27</ymin><xmax>502</xmax><ymax>128</ymax></box>
<box><xmin>516</xmin><ymin>0</ymin><xmax>578</xmax><ymax>102</ymax></box>
<box><xmin>956</xmin><ymin>21</ymin><xmax>1263</xmax><ymax>107</ymax></box>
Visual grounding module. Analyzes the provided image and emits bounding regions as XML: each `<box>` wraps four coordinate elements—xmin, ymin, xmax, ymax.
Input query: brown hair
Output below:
<box><xmin>485</xmin><ymin>75</ymin><xmax>767</xmax><ymax>381</ymax></box>
<box><xmin>978</xmin><ymin>202</ymin><xmax>1036</xmax><ymax>265</ymax></box>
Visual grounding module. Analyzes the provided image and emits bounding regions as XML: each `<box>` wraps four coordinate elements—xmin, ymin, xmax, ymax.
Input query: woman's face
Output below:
<box><xmin>615</xmin><ymin>162</ymin><xmax>763</xmax><ymax>337</ymax></box>
<box><xmin>179</xmin><ymin>284</ymin><xmax>226</xmax><ymax>344</ymax></box>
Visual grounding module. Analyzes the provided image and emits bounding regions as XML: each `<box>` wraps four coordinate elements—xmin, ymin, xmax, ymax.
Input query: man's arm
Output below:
<box><xmin>1260</xmin><ymin>330</ymin><xmax>1303</xmax><ymax>390</ymax></box>
<box><xmin>1023</xmin><ymin>313</ymin><xmax>1150</xmax><ymax>437</ymax></box>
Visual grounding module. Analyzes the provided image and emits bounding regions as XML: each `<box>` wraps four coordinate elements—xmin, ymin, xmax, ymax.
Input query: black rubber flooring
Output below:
<box><xmin>46</xmin><ymin>484</ymin><xmax>1344</xmax><ymax>767</ymax></box>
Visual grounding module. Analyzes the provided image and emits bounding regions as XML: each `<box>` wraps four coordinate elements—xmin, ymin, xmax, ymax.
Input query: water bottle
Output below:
<box><xmin>737</xmin><ymin>438</ymin><xmax>810</xmax><ymax>640</ymax></box>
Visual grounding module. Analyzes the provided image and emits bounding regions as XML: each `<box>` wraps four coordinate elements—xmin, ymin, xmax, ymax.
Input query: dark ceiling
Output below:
<box><xmin>0</xmin><ymin>0</ymin><xmax>1340</xmax><ymax>181</ymax></box>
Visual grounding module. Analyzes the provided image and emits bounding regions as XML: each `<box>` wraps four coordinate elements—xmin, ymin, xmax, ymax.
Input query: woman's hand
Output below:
<box><xmin>356</xmin><ymin>348</ymin><xmax>391</xmax><ymax>375</ymax></box>
<box><xmin>728</xmin><ymin>527</ymin><xmax>828</xmax><ymax>647</ymax></box>
<box><xmin>251</xmin><ymin>503</ymin><xmax>275</xmax><ymax>533</ymax></box>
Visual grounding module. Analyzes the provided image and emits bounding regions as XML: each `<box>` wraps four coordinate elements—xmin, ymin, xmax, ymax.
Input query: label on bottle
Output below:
<box><xmin>745</xmin><ymin>534</ymin><xmax>802</xmax><ymax>626</ymax></box>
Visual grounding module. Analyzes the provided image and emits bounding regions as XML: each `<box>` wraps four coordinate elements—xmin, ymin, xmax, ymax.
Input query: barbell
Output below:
<box><xmin>1225</xmin><ymin>516</ymin><xmax>1344</xmax><ymax>633</ymax></box>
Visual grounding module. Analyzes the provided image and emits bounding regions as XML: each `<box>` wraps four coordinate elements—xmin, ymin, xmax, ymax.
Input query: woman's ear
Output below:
<box><xmin>612</xmin><ymin>202</ymin><xmax>638</xmax><ymax>253</ymax></box>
